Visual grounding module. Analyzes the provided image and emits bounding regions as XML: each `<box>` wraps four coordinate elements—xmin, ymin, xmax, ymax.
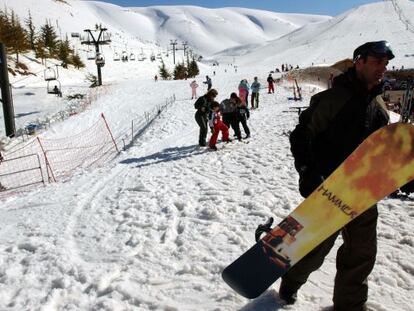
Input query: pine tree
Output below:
<box><xmin>71</xmin><ymin>53</ymin><xmax>85</xmax><ymax>69</ymax></box>
<box><xmin>57</xmin><ymin>37</ymin><xmax>73</xmax><ymax>67</ymax></box>
<box><xmin>0</xmin><ymin>9</ymin><xmax>11</xmax><ymax>47</ymax></box>
<box><xmin>187</xmin><ymin>57</ymin><xmax>199</xmax><ymax>78</ymax></box>
<box><xmin>173</xmin><ymin>61</ymin><xmax>187</xmax><ymax>80</ymax></box>
<box><xmin>25</xmin><ymin>10</ymin><xmax>36</xmax><ymax>50</ymax></box>
<box><xmin>5</xmin><ymin>10</ymin><xmax>30</xmax><ymax>63</ymax></box>
<box><xmin>40</xmin><ymin>20</ymin><xmax>58</xmax><ymax>57</ymax></box>
<box><xmin>34</xmin><ymin>37</ymin><xmax>48</xmax><ymax>65</ymax></box>
<box><xmin>159</xmin><ymin>59</ymin><xmax>171</xmax><ymax>80</ymax></box>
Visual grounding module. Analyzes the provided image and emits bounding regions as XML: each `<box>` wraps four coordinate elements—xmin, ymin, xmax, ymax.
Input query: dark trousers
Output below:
<box><xmin>238</xmin><ymin>116</ymin><xmax>250</xmax><ymax>137</ymax></box>
<box><xmin>223</xmin><ymin>112</ymin><xmax>241</xmax><ymax>139</ymax></box>
<box><xmin>195</xmin><ymin>111</ymin><xmax>208</xmax><ymax>146</ymax></box>
<box><xmin>251</xmin><ymin>92</ymin><xmax>259</xmax><ymax>108</ymax></box>
<box><xmin>281</xmin><ymin>207</ymin><xmax>378</xmax><ymax>311</ymax></box>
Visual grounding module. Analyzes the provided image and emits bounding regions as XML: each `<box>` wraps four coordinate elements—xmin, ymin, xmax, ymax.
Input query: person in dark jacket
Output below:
<box><xmin>220</xmin><ymin>92</ymin><xmax>241</xmax><ymax>140</ymax></box>
<box><xmin>203</xmin><ymin>75</ymin><xmax>212</xmax><ymax>90</ymax></box>
<box><xmin>194</xmin><ymin>89</ymin><xmax>218</xmax><ymax>146</ymax></box>
<box><xmin>283</xmin><ymin>41</ymin><xmax>394</xmax><ymax>311</ymax></box>
<box><xmin>236</xmin><ymin>97</ymin><xmax>250</xmax><ymax>139</ymax></box>
<box><xmin>267</xmin><ymin>74</ymin><xmax>275</xmax><ymax>94</ymax></box>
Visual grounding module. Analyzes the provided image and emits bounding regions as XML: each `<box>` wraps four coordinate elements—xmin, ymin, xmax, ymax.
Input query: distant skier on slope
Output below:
<box><xmin>203</xmin><ymin>75</ymin><xmax>212</xmax><ymax>90</ymax></box>
<box><xmin>267</xmin><ymin>74</ymin><xmax>275</xmax><ymax>94</ymax></box>
<box><xmin>284</xmin><ymin>40</ymin><xmax>394</xmax><ymax>310</ymax></box>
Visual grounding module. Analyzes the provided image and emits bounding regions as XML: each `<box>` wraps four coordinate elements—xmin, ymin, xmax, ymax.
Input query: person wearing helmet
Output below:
<box><xmin>284</xmin><ymin>41</ymin><xmax>394</xmax><ymax>311</ymax></box>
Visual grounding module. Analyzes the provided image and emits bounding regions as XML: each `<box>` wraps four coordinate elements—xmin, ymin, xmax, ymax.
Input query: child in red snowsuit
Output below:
<box><xmin>208</xmin><ymin>101</ymin><xmax>230</xmax><ymax>150</ymax></box>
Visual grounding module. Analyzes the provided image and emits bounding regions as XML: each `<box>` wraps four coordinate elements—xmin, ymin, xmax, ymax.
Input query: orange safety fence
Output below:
<box><xmin>0</xmin><ymin>94</ymin><xmax>176</xmax><ymax>196</ymax></box>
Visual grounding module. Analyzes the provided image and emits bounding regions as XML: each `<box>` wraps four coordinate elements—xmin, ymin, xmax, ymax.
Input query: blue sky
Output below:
<box><xmin>93</xmin><ymin>0</ymin><xmax>380</xmax><ymax>16</ymax></box>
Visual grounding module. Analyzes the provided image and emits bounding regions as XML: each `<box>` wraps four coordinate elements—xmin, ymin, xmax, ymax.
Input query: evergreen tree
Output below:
<box><xmin>5</xmin><ymin>10</ymin><xmax>30</xmax><ymax>63</ymax></box>
<box><xmin>34</xmin><ymin>37</ymin><xmax>48</xmax><ymax>65</ymax></box>
<box><xmin>187</xmin><ymin>57</ymin><xmax>199</xmax><ymax>78</ymax></box>
<box><xmin>25</xmin><ymin>10</ymin><xmax>36</xmax><ymax>50</ymax></box>
<box><xmin>57</xmin><ymin>37</ymin><xmax>72</xmax><ymax>67</ymax></box>
<box><xmin>173</xmin><ymin>61</ymin><xmax>187</xmax><ymax>80</ymax></box>
<box><xmin>40</xmin><ymin>20</ymin><xmax>58</xmax><ymax>57</ymax></box>
<box><xmin>0</xmin><ymin>9</ymin><xmax>11</xmax><ymax>46</ymax></box>
<box><xmin>159</xmin><ymin>59</ymin><xmax>171</xmax><ymax>80</ymax></box>
<box><xmin>71</xmin><ymin>53</ymin><xmax>85</xmax><ymax>69</ymax></box>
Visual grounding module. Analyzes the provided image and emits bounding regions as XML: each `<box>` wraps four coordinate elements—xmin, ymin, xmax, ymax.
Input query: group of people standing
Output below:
<box><xmin>194</xmin><ymin>89</ymin><xmax>250</xmax><ymax>150</ymax></box>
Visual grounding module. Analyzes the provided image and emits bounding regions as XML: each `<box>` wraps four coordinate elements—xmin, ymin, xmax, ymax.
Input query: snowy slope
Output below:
<box><xmin>0</xmin><ymin>74</ymin><xmax>413</xmax><ymax>310</ymax></box>
<box><xmin>227</xmin><ymin>0</ymin><xmax>414</xmax><ymax>69</ymax></box>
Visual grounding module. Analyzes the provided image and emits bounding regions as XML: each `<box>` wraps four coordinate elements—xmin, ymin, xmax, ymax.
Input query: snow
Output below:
<box><xmin>0</xmin><ymin>0</ymin><xmax>414</xmax><ymax>310</ymax></box>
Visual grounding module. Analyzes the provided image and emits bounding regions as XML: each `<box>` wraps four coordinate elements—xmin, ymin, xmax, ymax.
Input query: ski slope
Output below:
<box><xmin>0</xmin><ymin>0</ymin><xmax>413</xmax><ymax>310</ymax></box>
<box><xmin>0</xmin><ymin>72</ymin><xmax>413</xmax><ymax>310</ymax></box>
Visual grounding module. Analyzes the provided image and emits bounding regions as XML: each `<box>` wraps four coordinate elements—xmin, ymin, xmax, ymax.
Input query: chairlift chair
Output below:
<box><xmin>47</xmin><ymin>80</ymin><xmax>62</xmax><ymax>97</ymax></box>
<box><xmin>113</xmin><ymin>52</ymin><xmax>120</xmax><ymax>61</ymax></box>
<box><xmin>130</xmin><ymin>53</ymin><xmax>136</xmax><ymax>61</ymax></box>
<box><xmin>95</xmin><ymin>53</ymin><xmax>105</xmax><ymax>67</ymax></box>
<box><xmin>44</xmin><ymin>67</ymin><xmax>57</xmax><ymax>81</ymax></box>
<box><xmin>156</xmin><ymin>53</ymin><xmax>162</xmax><ymax>59</ymax></box>
<box><xmin>122</xmin><ymin>51</ymin><xmax>128</xmax><ymax>62</ymax></box>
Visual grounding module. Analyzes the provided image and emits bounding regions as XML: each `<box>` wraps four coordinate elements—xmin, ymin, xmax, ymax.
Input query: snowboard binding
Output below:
<box><xmin>255</xmin><ymin>217</ymin><xmax>274</xmax><ymax>242</ymax></box>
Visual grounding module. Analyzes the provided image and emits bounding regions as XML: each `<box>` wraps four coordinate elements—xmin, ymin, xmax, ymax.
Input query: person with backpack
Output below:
<box><xmin>283</xmin><ymin>41</ymin><xmax>394</xmax><ymax>311</ymax></box>
<box><xmin>220</xmin><ymin>92</ymin><xmax>241</xmax><ymax>141</ymax></box>
<box><xmin>250</xmin><ymin>77</ymin><xmax>261</xmax><ymax>109</ymax></box>
<box><xmin>236</xmin><ymin>96</ymin><xmax>250</xmax><ymax>139</ymax></box>
<box><xmin>194</xmin><ymin>89</ymin><xmax>218</xmax><ymax>147</ymax></box>
<box><xmin>208</xmin><ymin>101</ymin><xmax>231</xmax><ymax>150</ymax></box>
<box><xmin>267</xmin><ymin>74</ymin><xmax>275</xmax><ymax>94</ymax></box>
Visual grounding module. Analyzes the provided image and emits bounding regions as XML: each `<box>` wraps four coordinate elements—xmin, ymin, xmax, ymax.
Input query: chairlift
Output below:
<box><xmin>47</xmin><ymin>80</ymin><xmax>62</xmax><ymax>97</ymax></box>
<box><xmin>113</xmin><ymin>52</ymin><xmax>120</xmax><ymax>61</ymax></box>
<box><xmin>44</xmin><ymin>67</ymin><xmax>58</xmax><ymax>81</ymax></box>
<box><xmin>95</xmin><ymin>53</ymin><xmax>105</xmax><ymax>67</ymax></box>
<box><xmin>121</xmin><ymin>51</ymin><xmax>128</xmax><ymax>62</ymax></box>
<box><xmin>87</xmin><ymin>50</ymin><xmax>96</xmax><ymax>60</ymax></box>
<box><xmin>71</xmin><ymin>32</ymin><xmax>80</xmax><ymax>38</ymax></box>
<box><xmin>130</xmin><ymin>53</ymin><xmax>136</xmax><ymax>61</ymax></box>
<box><xmin>138</xmin><ymin>54</ymin><xmax>144</xmax><ymax>61</ymax></box>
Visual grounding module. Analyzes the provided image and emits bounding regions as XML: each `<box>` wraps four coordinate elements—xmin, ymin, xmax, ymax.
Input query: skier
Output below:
<box><xmin>220</xmin><ymin>92</ymin><xmax>241</xmax><ymax>141</ymax></box>
<box><xmin>203</xmin><ymin>75</ymin><xmax>212</xmax><ymax>90</ymax></box>
<box><xmin>194</xmin><ymin>89</ymin><xmax>218</xmax><ymax>147</ymax></box>
<box><xmin>190</xmin><ymin>80</ymin><xmax>199</xmax><ymax>99</ymax></box>
<box><xmin>284</xmin><ymin>41</ymin><xmax>394</xmax><ymax>311</ymax></box>
<box><xmin>250</xmin><ymin>77</ymin><xmax>261</xmax><ymax>109</ymax></box>
<box><xmin>208</xmin><ymin>101</ymin><xmax>231</xmax><ymax>150</ymax></box>
<box><xmin>267</xmin><ymin>74</ymin><xmax>275</xmax><ymax>94</ymax></box>
<box><xmin>154</xmin><ymin>75</ymin><xmax>158</xmax><ymax>82</ymax></box>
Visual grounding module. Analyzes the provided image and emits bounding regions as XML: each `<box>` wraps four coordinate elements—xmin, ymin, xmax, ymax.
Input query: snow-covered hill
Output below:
<box><xmin>224</xmin><ymin>0</ymin><xmax>414</xmax><ymax>69</ymax></box>
<box><xmin>0</xmin><ymin>0</ymin><xmax>329</xmax><ymax>58</ymax></box>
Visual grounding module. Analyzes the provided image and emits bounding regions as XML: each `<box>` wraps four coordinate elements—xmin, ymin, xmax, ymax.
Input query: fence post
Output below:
<box><xmin>101</xmin><ymin>113</ymin><xmax>120</xmax><ymax>153</ymax></box>
<box><xmin>36</xmin><ymin>137</ymin><xmax>57</xmax><ymax>182</ymax></box>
